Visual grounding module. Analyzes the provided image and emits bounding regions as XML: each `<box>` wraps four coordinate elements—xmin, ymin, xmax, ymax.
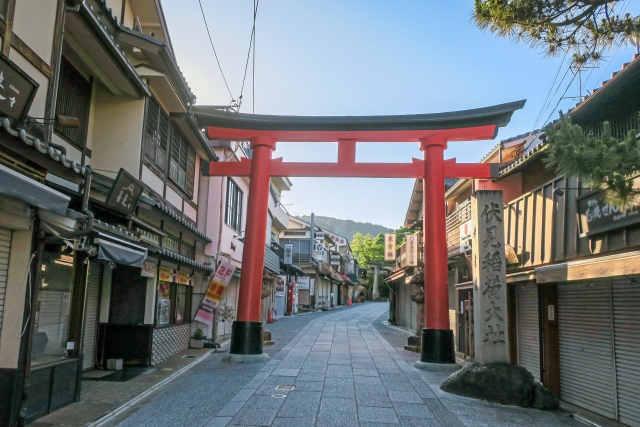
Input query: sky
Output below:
<box><xmin>162</xmin><ymin>1</ymin><xmax>640</xmax><ymax>229</ymax></box>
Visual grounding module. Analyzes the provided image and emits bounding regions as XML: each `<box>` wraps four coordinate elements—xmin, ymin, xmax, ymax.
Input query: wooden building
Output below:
<box><xmin>401</xmin><ymin>54</ymin><xmax>640</xmax><ymax>427</ymax></box>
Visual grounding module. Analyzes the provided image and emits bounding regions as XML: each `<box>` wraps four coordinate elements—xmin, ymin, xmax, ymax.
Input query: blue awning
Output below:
<box><xmin>0</xmin><ymin>164</ymin><xmax>70</xmax><ymax>216</ymax></box>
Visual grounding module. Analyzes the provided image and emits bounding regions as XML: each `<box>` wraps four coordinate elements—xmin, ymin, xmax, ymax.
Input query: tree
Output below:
<box><xmin>543</xmin><ymin>115</ymin><xmax>640</xmax><ymax>206</ymax></box>
<box><xmin>473</xmin><ymin>0</ymin><xmax>640</xmax><ymax>64</ymax></box>
<box><xmin>350</xmin><ymin>226</ymin><xmax>414</xmax><ymax>268</ymax></box>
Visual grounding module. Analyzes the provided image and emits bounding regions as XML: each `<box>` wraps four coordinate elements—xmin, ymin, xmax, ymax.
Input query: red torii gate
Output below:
<box><xmin>194</xmin><ymin>100</ymin><xmax>524</xmax><ymax>368</ymax></box>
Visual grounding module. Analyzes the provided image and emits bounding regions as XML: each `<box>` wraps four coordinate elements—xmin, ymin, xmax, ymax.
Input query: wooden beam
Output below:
<box><xmin>2</xmin><ymin>0</ymin><xmax>16</xmax><ymax>56</ymax></box>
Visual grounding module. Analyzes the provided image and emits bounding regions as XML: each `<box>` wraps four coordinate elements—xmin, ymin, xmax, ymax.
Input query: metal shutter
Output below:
<box><xmin>82</xmin><ymin>262</ymin><xmax>101</xmax><ymax>371</ymax></box>
<box><xmin>612</xmin><ymin>278</ymin><xmax>640</xmax><ymax>427</ymax></box>
<box><xmin>410</xmin><ymin>292</ymin><xmax>417</xmax><ymax>333</ymax></box>
<box><xmin>0</xmin><ymin>227</ymin><xmax>11</xmax><ymax>337</ymax></box>
<box><xmin>516</xmin><ymin>283</ymin><xmax>540</xmax><ymax>382</ymax></box>
<box><xmin>220</xmin><ymin>278</ymin><xmax>238</xmax><ymax>337</ymax></box>
<box><xmin>558</xmin><ymin>281</ymin><xmax>616</xmax><ymax>419</ymax></box>
<box><xmin>332</xmin><ymin>283</ymin><xmax>338</xmax><ymax>306</ymax></box>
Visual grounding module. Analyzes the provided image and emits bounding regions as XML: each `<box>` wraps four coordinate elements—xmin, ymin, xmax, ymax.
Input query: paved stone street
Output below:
<box><xmin>101</xmin><ymin>303</ymin><xmax>583</xmax><ymax>427</ymax></box>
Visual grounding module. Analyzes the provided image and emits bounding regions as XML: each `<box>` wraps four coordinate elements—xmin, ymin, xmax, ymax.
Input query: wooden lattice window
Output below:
<box><xmin>54</xmin><ymin>57</ymin><xmax>92</xmax><ymax>149</ymax></box>
<box><xmin>169</xmin><ymin>129</ymin><xmax>196</xmax><ymax>196</ymax></box>
<box><xmin>143</xmin><ymin>96</ymin><xmax>170</xmax><ymax>171</ymax></box>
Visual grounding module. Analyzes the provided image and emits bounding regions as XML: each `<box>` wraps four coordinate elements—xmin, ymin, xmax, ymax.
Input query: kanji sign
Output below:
<box><xmin>384</xmin><ymin>233</ymin><xmax>396</xmax><ymax>261</ymax></box>
<box><xmin>194</xmin><ymin>261</ymin><xmax>237</xmax><ymax>325</ymax></box>
<box><xmin>0</xmin><ymin>53</ymin><xmax>38</xmax><ymax>123</ymax></box>
<box><xmin>105</xmin><ymin>168</ymin><xmax>143</xmax><ymax>214</ymax></box>
<box><xmin>405</xmin><ymin>233</ymin><xmax>418</xmax><ymax>266</ymax></box>
<box><xmin>472</xmin><ymin>190</ymin><xmax>509</xmax><ymax>364</ymax></box>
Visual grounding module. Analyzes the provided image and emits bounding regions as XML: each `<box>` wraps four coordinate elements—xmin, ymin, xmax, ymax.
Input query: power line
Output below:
<box><xmin>532</xmin><ymin>51</ymin><xmax>569</xmax><ymax>131</ymax></box>
<box><xmin>239</xmin><ymin>0</ymin><xmax>260</xmax><ymax>111</ymax></box>
<box><xmin>198</xmin><ymin>0</ymin><xmax>234</xmax><ymax>101</ymax></box>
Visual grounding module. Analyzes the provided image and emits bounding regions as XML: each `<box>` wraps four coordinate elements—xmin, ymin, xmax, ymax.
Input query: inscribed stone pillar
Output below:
<box><xmin>472</xmin><ymin>190</ymin><xmax>509</xmax><ymax>364</ymax></box>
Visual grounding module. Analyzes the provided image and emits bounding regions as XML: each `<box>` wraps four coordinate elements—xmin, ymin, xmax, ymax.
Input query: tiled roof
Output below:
<box><xmin>155</xmin><ymin>201</ymin><xmax>211</xmax><ymax>243</ymax></box>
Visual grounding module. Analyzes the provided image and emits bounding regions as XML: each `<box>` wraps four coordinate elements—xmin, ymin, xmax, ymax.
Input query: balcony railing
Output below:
<box><xmin>446</xmin><ymin>199</ymin><xmax>471</xmax><ymax>258</ymax></box>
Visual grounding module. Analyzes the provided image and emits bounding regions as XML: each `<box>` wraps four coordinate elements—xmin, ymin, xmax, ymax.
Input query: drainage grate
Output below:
<box><xmin>275</xmin><ymin>385</ymin><xmax>295</xmax><ymax>391</ymax></box>
<box><xmin>271</xmin><ymin>394</ymin><xmax>287</xmax><ymax>398</ymax></box>
<box><xmin>181</xmin><ymin>355</ymin><xmax>197</xmax><ymax>359</ymax></box>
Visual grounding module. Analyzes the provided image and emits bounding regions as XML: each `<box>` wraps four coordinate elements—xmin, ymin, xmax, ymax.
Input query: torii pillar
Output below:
<box><xmin>194</xmin><ymin>100</ymin><xmax>525</xmax><ymax>368</ymax></box>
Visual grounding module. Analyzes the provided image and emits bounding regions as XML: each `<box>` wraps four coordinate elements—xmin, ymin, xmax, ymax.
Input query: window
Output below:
<box><xmin>225</xmin><ymin>179</ymin><xmax>243</xmax><ymax>232</ymax></box>
<box><xmin>143</xmin><ymin>96</ymin><xmax>170</xmax><ymax>171</ymax></box>
<box><xmin>280</xmin><ymin>239</ymin><xmax>310</xmax><ymax>254</ymax></box>
<box><xmin>157</xmin><ymin>281</ymin><xmax>192</xmax><ymax>326</ymax></box>
<box><xmin>0</xmin><ymin>0</ymin><xmax>7</xmax><ymax>19</ymax></box>
<box><xmin>54</xmin><ymin>57</ymin><xmax>92</xmax><ymax>149</ymax></box>
<box><xmin>169</xmin><ymin>129</ymin><xmax>196</xmax><ymax>196</ymax></box>
<box><xmin>31</xmin><ymin>244</ymin><xmax>74</xmax><ymax>367</ymax></box>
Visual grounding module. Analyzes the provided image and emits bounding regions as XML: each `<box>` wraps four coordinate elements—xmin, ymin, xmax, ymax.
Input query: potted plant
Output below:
<box><xmin>218</xmin><ymin>304</ymin><xmax>236</xmax><ymax>324</ymax></box>
<box><xmin>190</xmin><ymin>328</ymin><xmax>205</xmax><ymax>349</ymax></box>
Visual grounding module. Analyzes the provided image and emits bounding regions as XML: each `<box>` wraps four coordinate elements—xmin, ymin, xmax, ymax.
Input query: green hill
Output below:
<box><xmin>297</xmin><ymin>215</ymin><xmax>392</xmax><ymax>242</ymax></box>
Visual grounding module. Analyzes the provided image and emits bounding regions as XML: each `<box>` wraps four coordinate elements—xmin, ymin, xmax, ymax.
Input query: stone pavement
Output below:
<box><xmin>109</xmin><ymin>302</ymin><xmax>583</xmax><ymax>427</ymax></box>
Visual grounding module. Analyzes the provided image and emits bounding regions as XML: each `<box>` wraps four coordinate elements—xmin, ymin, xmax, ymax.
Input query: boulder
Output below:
<box><xmin>440</xmin><ymin>362</ymin><xmax>534</xmax><ymax>407</ymax></box>
<box><xmin>532</xmin><ymin>382</ymin><xmax>559</xmax><ymax>410</ymax></box>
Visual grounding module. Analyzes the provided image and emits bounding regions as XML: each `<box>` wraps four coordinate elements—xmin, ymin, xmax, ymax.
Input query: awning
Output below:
<box><xmin>0</xmin><ymin>164</ymin><xmax>70</xmax><ymax>216</ymax></box>
<box><xmin>535</xmin><ymin>250</ymin><xmax>640</xmax><ymax>283</ymax></box>
<box><xmin>385</xmin><ymin>267</ymin><xmax>407</xmax><ymax>283</ymax></box>
<box><xmin>282</xmin><ymin>262</ymin><xmax>303</xmax><ymax>275</ymax></box>
<box><xmin>94</xmin><ymin>233</ymin><xmax>147</xmax><ymax>268</ymax></box>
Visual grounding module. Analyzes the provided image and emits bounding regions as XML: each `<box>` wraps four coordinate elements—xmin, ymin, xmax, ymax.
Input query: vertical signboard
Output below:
<box><xmin>313</xmin><ymin>242</ymin><xmax>325</xmax><ymax>263</ymax></box>
<box><xmin>283</xmin><ymin>243</ymin><xmax>293</xmax><ymax>264</ymax></box>
<box><xmin>459</xmin><ymin>219</ymin><xmax>472</xmax><ymax>253</ymax></box>
<box><xmin>384</xmin><ymin>233</ymin><xmax>396</xmax><ymax>261</ymax></box>
<box><xmin>275</xmin><ymin>275</ymin><xmax>286</xmax><ymax>296</ymax></box>
<box><xmin>405</xmin><ymin>233</ymin><xmax>418</xmax><ymax>266</ymax></box>
<box><xmin>472</xmin><ymin>191</ymin><xmax>509</xmax><ymax>364</ymax></box>
<box><xmin>194</xmin><ymin>261</ymin><xmax>237</xmax><ymax>325</ymax></box>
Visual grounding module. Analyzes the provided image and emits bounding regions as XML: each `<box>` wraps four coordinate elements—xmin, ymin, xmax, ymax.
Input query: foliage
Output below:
<box><xmin>543</xmin><ymin>115</ymin><xmax>640</xmax><ymax>206</ymax></box>
<box><xmin>297</xmin><ymin>215</ymin><xmax>392</xmax><ymax>242</ymax></box>
<box><xmin>218</xmin><ymin>304</ymin><xmax>236</xmax><ymax>323</ymax></box>
<box><xmin>351</xmin><ymin>226</ymin><xmax>413</xmax><ymax>268</ymax></box>
<box><xmin>193</xmin><ymin>328</ymin><xmax>205</xmax><ymax>341</ymax></box>
<box><xmin>473</xmin><ymin>0</ymin><xmax>640</xmax><ymax>64</ymax></box>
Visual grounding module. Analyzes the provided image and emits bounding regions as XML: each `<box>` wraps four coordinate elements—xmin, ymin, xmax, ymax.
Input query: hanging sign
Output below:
<box><xmin>194</xmin><ymin>261</ymin><xmax>237</xmax><ymax>325</ymax></box>
<box><xmin>459</xmin><ymin>220</ymin><xmax>472</xmax><ymax>253</ymax></box>
<box><xmin>406</xmin><ymin>233</ymin><xmax>418</xmax><ymax>266</ymax></box>
<box><xmin>314</xmin><ymin>231</ymin><xmax>325</xmax><ymax>241</ymax></box>
<box><xmin>158</xmin><ymin>266</ymin><xmax>171</xmax><ymax>282</ymax></box>
<box><xmin>283</xmin><ymin>243</ymin><xmax>293</xmax><ymax>265</ymax></box>
<box><xmin>177</xmin><ymin>271</ymin><xmax>189</xmax><ymax>285</ymax></box>
<box><xmin>384</xmin><ymin>233</ymin><xmax>396</xmax><ymax>261</ymax></box>
<box><xmin>313</xmin><ymin>242</ymin><xmax>325</xmax><ymax>262</ymax></box>
<box><xmin>141</xmin><ymin>262</ymin><xmax>157</xmax><ymax>278</ymax></box>
<box><xmin>0</xmin><ymin>53</ymin><xmax>39</xmax><ymax>122</ymax></box>
<box><xmin>310</xmin><ymin>278</ymin><xmax>315</xmax><ymax>296</ymax></box>
<box><xmin>105</xmin><ymin>168</ymin><xmax>144</xmax><ymax>214</ymax></box>
<box><xmin>330</xmin><ymin>254</ymin><xmax>341</xmax><ymax>266</ymax></box>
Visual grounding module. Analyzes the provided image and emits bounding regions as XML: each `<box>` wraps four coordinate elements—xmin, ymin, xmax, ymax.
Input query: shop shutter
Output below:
<box><xmin>0</xmin><ymin>227</ymin><xmax>12</xmax><ymax>337</ymax></box>
<box><xmin>332</xmin><ymin>283</ymin><xmax>338</xmax><ymax>306</ymax></box>
<box><xmin>220</xmin><ymin>279</ymin><xmax>238</xmax><ymax>337</ymax></box>
<box><xmin>558</xmin><ymin>281</ymin><xmax>616</xmax><ymax>419</ymax></box>
<box><xmin>82</xmin><ymin>262</ymin><xmax>101</xmax><ymax>371</ymax></box>
<box><xmin>409</xmin><ymin>291</ymin><xmax>417</xmax><ymax>333</ymax></box>
<box><xmin>612</xmin><ymin>279</ymin><xmax>640</xmax><ymax>427</ymax></box>
<box><xmin>516</xmin><ymin>283</ymin><xmax>540</xmax><ymax>382</ymax></box>
<box><xmin>399</xmin><ymin>284</ymin><xmax>410</xmax><ymax>330</ymax></box>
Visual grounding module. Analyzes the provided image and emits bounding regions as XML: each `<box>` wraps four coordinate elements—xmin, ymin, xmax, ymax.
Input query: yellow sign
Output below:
<box><xmin>177</xmin><ymin>271</ymin><xmax>189</xmax><ymax>285</ymax></box>
<box><xmin>158</xmin><ymin>267</ymin><xmax>171</xmax><ymax>282</ymax></box>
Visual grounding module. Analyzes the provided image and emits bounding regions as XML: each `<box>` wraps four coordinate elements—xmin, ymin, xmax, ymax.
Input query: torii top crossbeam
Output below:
<box><xmin>194</xmin><ymin>100</ymin><xmax>525</xmax><ymax>179</ymax></box>
<box><xmin>193</xmin><ymin>100</ymin><xmax>525</xmax><ymax>367</ymax></box>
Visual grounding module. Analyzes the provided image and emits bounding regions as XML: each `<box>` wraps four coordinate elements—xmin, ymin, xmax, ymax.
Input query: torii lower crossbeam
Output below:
<box><xmin>194</xmin><ymin>100</ymin><xmax>525</xmax><ymax>369</ymax></box>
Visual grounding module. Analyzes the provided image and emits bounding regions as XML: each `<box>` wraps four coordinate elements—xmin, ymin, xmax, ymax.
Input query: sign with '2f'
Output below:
<box><xmin>194</xmin><ymin>261</ymin><xmax>237</xmax><ymax>325</ymax></box>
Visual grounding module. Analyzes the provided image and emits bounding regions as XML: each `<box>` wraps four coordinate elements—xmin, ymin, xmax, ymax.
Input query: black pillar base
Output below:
<box><xmin>420</xmin><ymin>328</ymin><xmax>456</xmax><ymax>364</ymax></box>
<box><xmin>229</xmin><ymin>321</ymin><xmax>263</xmax><ymax>355</ymax></box>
